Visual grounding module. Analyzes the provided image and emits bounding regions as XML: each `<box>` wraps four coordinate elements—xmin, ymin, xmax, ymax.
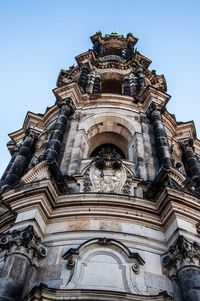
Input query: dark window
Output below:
<box><xmin>101</xmin><ymin>79</ymin><xmax>122</xmax><ymax>94</ymax></box>
<box><xmin>106</xmin><ymin>46</ymin><xmax>122</xmax><ymax>56</ymax></box>
<box><xmin>90</xmin><ymin>143</ymin><xmax>126</xmax><ymax>159</ymax></box>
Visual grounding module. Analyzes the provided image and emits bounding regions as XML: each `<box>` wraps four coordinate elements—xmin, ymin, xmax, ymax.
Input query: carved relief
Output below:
<box><xmin>161</xmin><ymin>235</ymin><xmax>200</xmax><ymax>276</ymax></box>
<box><xmin>83</xmin><ymin>147</ymin><xmax>133</xmax><ymax>194</ymax></box>
<box><xmin>89</xmin><ymin>164</ymin><xmax>127</xmax><ymax>193</ymax></box>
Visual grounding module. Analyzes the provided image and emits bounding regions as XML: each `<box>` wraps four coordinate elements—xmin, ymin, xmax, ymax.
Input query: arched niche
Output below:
<box><xmin>90</xmin><ymin>143</ymin><xmax>126</xmax><ymax>159</ymax></box>
<box><xmin>78</xmin><ymin>113</ymin><xmax>140</xmax><ymax>137</ymax></box>
<box><xmin>89</xmin><ymin>133</ymin><xmax>128</xmax><ymax>159</ymax></box>
<box><xmin>63</xmin><ymin>238</ymin><xmax>144</xmax><ymax>294</ymax></box>
<box><xmin>77</xmin><ymin>113</ymin><xmax>143</xmax><ymax>170</ymax></box>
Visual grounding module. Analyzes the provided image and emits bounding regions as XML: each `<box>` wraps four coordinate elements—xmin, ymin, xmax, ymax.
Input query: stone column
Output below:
<box><xmin>44</xmin><ymin>97</ymin><xmax>75</xmax><ymax>164</ymax></box>
<box><xmin>162</xmin><ymin>235</ymin><xmax>200</xmax><ymax>301</ymax></box>
<box><xmin>78</xmin><ymin>67</ymin><xmax>89</xmax><ymax>90</ymax></box>
<box><xmin>43</xmin><ymin>97</ymin><xmax>75</xmax><ymax>191</ymax></box>
<box><xmin>0</xmin><ymin>225</ymin><xmax>47</xmax><ymax>301</ymax></box>
<box><xmin>129</xmin><ymin>73</ymin><xmax>138</xmax><ymax>97</ymax></box>
<box><xmin>149</xmin><ymin>103</ymin><xmax>172</xmax><ymax>168</ymax></box>
<box><xmin>93</xmin><ymin>75</ymin><xmax>101</xmax><ymax>93</ymax></box>
<box><xmin>122</xmin><ymin>77</ymin><xmax>131</xmax><ymax>96</ymax></box>
<box><xmin>0</xmin><ymin>145</ymin><xmax>19</xmax><ymax>185</ymax></box>
<box><xmin>0</xmin><ymin>129</ymin><xmax>38</xmax><ymax>193</ymax></box>
<box><xmin>86</xmin><ymin>71</ymin><xmax>96</xmax><ymax>94</ymax></box>
<box><xmin>136</xmin><ymin>67</ymin><xmax>145</xmax><ymax>92</ymax></box>
<box><xmin>93</xmin><ymin>41</ymin><xmax>105</xmax><ymax>57</ymax></box>
<box><xmin>180</xmin><ymin>139</ymin><xmax>200</xmax><ymax>188</ymax></box>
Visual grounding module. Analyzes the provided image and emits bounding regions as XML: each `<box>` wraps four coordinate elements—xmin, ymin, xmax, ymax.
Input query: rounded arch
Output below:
<box><xmin>78</xmin><ymin>112</ymin><xmax>141</xmax><ymax>137</ymax></box>
<box><xmin>89</xmin><ymin>133</ymin><xmax>128</xmax><ymax>158</ymax></box>
<box><xmin>90</xmin><ymin>142</ymin><xmax>126</xmax><ymax>159</ymax></box>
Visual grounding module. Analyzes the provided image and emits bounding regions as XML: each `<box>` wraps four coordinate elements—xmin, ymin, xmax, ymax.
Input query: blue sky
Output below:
<box><xmin>0</xmin><ymin>0</ymin><xmax>200</xmax><ymax>176</ymax></box>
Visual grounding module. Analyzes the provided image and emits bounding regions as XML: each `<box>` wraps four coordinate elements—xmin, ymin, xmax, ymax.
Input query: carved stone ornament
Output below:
<box><xmin>0</xmin><ymin>225</ymin><xmax>47</xmax><ymax>264</ymax></box>
<box><xmin>56</xmin><ymin>97</ymin><xmax>75</xmax><ymax>114</ymax></box>
<box><xmin>83</xmin><ymin>148</ymin><xmax>132</xmax><ymax>194</ymax></box>
<box><xmin>161</xmin><ymin>235</ymin><xmax>200</xmax><ymax>276</ymax></box>
<box><xmin>24</xmin><ymin>128</ymin><xmax>40</xmax><ymax>139</ymax></box>
<box><xmin>63</xmin><ymin>237</ymin><xmax>145</xmax><ymax>273</ymax></box>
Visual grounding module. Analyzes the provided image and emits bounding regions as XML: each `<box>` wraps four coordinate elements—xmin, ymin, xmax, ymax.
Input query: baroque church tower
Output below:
<box><xmin>0</xmin><ymin>32</ymin><xmax>200</xmax><ymax>301</ymax></box>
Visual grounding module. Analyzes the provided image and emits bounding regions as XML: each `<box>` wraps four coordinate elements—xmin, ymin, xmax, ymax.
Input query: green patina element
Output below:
<box><xmin>94</xmin><ymin>31</ymin><xmax>134</xmax><ymax>40</ymax></box>
<box><xmin>104</xmin><ymin>32</ymin><xmax>125</xmax><ymax>40</ymax></box>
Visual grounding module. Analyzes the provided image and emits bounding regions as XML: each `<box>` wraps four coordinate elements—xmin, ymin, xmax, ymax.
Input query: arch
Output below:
<box><xmin>78</xmin><ymin>113</ymin><xmax>142</xmax><ymax>161</ymax></box>
<box><xmin>89</xmin><ymin>133</ymin><xmax>128</xmax><ymax>158</ymax></box>
<box><xmin>78</xmin><ymin>113</ymin><xmax>141</xmax><ymax>137</ymax></box>
<box><xmin>90</xmin><ymin>143</ymin><xmax>126</xmax><ymax>159</ymax></box>
<box><xmin>63</xmin><ymin>238</ymin><xmax>144</xmax><ymax>265</ymax></box>
<box><xmin>63</xmin><ymin>238</ymin><xmax>144</xmax><ymax>293</ymax></box>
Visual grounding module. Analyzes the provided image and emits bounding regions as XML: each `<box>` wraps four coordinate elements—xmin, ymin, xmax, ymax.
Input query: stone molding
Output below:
<box><xmin>26</xmin><ymin>284</ymin><xmax>173</xmax><ymax>301</ymax></box>
<box><xmin>162</xmin><ymin>235</ymin><xmax>200</xmax><ymax>276</ymax></box>
<box><xmin>0</xmin><ymin>225</ymin><xmax>47</xmax><ymax>264</ymax></box>
<box><xmin>20</xmin><ymin>161</ymin><xmax>49</xmax><ymax>184</ymax></box>
<box><xmin>63</xmin><ymin>237</ymin><xmax>145</xmax><ymax>272</ymax></box>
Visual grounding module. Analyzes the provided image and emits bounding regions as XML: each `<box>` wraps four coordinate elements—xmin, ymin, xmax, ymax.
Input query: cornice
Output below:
<box><xmin>156</xmin><ymin>186</ymin><xmax>200</xmax><ymax>228</ymax></box>
<box><xmin>139</xmin><ymin>85</ymin><xmax>171</xmax><ymax>113</ymax></box>
<box><xmin>0</xmin><ymin>181</ymin><xmax>162</xmax><ymax>230</ymax></box>
<box><xmin>1</xmin><ymin>180</ymin><xmax>200</xmax><ymax>238</ymax></box>
<box><xmin>26</xmin><ymin>284</ymin><xmax>173</xmax><ymax>301</ymax></box>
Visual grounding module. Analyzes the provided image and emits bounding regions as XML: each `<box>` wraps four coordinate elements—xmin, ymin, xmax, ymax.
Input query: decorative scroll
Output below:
<box><xmin>161</xmin><ymin>235</ymin><xmax>200</xmax><ymax>276</ymax></box>
<box><xmin>0</xmin><ymin>225</ymin><xmax>47</xmax><ymax>263</ymax></box>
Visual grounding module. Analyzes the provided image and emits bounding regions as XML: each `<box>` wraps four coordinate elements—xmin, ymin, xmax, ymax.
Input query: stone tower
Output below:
<box><xmin>0</xmin><ymin>32</ymin><xmax>200</xmax><ymax>301</ymax></box>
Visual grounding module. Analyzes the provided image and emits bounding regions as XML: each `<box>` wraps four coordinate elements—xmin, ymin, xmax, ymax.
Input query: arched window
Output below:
<box><xmin>90</xmin><ymin>143</ymin><xmax>126</xmax><ymax>159</ymax></box>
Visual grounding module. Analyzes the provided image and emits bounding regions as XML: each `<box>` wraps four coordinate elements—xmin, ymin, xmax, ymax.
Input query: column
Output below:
<box><xmin>86</xmin><ymin>71</ymin><xmax>95</xmax><ymax>94</ymax></box>
<box><xmin>0</xmin><ymin>225</ymin><xmax>47</xmax><ymax>301</ymax></box>
<box><xmin>0</xmin><ymin>145</ymin><xmax>19</xmax><ymax>185</ymax></box>
<box><xmin>0</xmin><ymin>129</ymin><xmax>38</xmax><ymax>194</ymax></box>
<box><xmin>78</xmin><ymin>67</ymin><xmax>89</xmax><ymax>90</ymax></box>
<box><xmin>93</xmin><ymin>75</ymin><xmax>101</xmax><ymax>93</ymax></box>
<box><xmin>180</xmin><ymin>140</ymin><xmax>200</xmax><ymax>188</ymax></box>
<box><xmin>93</xmin><ymin>41</ymin><xmax>105</xmax><ymax>57</ymax></box>
<box><xmin>149</xmin><ymin>102</ymin><xmax>172</xmax><ymax>168</ymax></box>
<box><xmin>122</xmin><ymin>77</ymin><xmax>131</xmax><ymax>96</ymax></box>
<box><xmin>44</xmin><ymin>97</ymin><xmax>74</xmax><ymax>164</ymax></box>
<box><xmin>43</xmin><ymin>97</ymin><xmax>74</xmax><ymax>191</ymax></box>
<box><xmin>136</xmin><ymin>67</ymin><xmax>145</xmax><ymax>92</ymax></box>
<box><xmin>129</xmin><ymin>73</ymin><xmax>138</xmax><ymax>97</ymax></box>
<box><xmin>162</xmin><ymin>235</ymin><xmax>200</xmax><ymax>301</ymax></box>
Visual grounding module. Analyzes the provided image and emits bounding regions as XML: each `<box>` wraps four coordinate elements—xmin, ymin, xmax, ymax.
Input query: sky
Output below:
<box><xmin>0</xmin><ymin>0</ymin><xmax>200</xmax><ymax>176</ymax></box>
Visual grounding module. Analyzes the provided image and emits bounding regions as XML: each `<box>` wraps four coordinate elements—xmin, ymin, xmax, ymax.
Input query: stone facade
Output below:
<box><xmin>0</xmin><ymin>31</ymin><xmax>200</xmax><ymax>301</ymax></box>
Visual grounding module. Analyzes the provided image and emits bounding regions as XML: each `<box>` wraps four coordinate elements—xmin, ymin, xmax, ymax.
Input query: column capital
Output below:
<box><xmin>162</xmin><ymin>235</ymin><xmax>200</xmax><ymax>276</ymax></box>
<box><xmin>56</xmin><ymin>97</ymin><xmax>75</xmax><ymax>114</ymax></box>
<box><xmin>148</xmin><ymin>101</ymin><xmax>165</xmax><ymax>115</ymax></box>
<box><xmin>179</xmin><ymin>138</ymin><xmax>194</xmax><ymax>150</ymax></box>
<box><xmin>24</xmin><ymin>128</ymin><xmax>39</xmax><ymax>139</ymax></box>
<box><xmin>0</xmin><ymin>225</ymin><xmax>47</xmax><ymax>264</ymax></box>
